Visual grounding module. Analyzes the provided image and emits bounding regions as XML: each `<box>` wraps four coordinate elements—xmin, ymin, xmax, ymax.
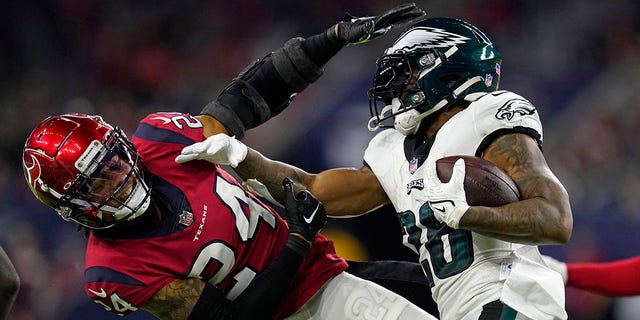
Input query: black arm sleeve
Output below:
<box><xmin>200</xmin><ymin>29</ymin><xmax>343</xmax><ymax>138</ymax></box>
<box><xmin>188</xmin><ymin>236</ymin><xmax>310</xmax><ymax>320</ymax></box>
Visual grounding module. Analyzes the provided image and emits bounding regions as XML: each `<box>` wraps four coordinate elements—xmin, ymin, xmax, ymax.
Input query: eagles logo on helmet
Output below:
<box><xmin>367</xmin><ymin>17</ymin><xmax>502</xmax><ymax>135</ymax></box>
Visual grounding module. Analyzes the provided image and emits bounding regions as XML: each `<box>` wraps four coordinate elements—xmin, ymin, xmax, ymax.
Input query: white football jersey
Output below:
<box><xmin>364</xmin><ymin>91</ymin><xmax>567</xmax><ymax>320</ymax></box>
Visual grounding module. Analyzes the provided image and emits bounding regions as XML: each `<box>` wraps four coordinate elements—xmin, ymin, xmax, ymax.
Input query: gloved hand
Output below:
<box><xmin>542</xmin><ymin>255</ymin><xmax>568</xmax><ymax>284</ymax></box>
<box><xmin>175</xmin><ymin>134</ymin><xmax>248</xmax><ymax>168</ymax></box>
<box><xmin>426</xmin><ymin>158</ymin><xmax>470</xmax><ymax>229</ymax></box>
<box><xmin>282</xmin><ymin>178</ymin><xmax>326</xmax><ymax>243</ymax></box>
<box><xmin>329</xmin><ymin>3</ymin><xmax>426</xmax><ymax>45</ymax></box>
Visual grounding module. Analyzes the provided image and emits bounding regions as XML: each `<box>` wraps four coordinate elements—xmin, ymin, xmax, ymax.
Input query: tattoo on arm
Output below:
<box><xmin>143</xmin><ymin>279</ymin><xmax>205</xmax><ymax>320</ymax></box>
<box><xmin>471</xmin><ymin>133</ymin><xmax>571</xmax><ymax>243</ymax></box>
<box><xmin>484</xmin><ymin>133</ymin><xmax>549</xmax><ymax>200</ymax></box>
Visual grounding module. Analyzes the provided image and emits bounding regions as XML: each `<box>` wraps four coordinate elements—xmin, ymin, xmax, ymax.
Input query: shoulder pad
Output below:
<box><xmin>364</xmin><ymin>129</ymin><xmax>404</xmax><ymax>176</ymax></box>
<box><xmin>465</xmin><ymin>90</ymin><xmax>543</xmax><ymax>141</ymax></box>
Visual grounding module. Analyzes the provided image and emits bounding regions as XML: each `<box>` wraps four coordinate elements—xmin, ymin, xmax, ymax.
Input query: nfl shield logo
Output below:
<box><xmin>409</xmin><ymin>158</ymin><xmax>419</xmax><ymax>174</ymax></box>
<box><xmin>179</xmin><ymin>211</ymin><xmax>194</xmax><ymax>227</ymax></box>
<box><xmin>485</xmin><ymin>74</ymin><xmax>493</xmax><ymax>87</ymax></box>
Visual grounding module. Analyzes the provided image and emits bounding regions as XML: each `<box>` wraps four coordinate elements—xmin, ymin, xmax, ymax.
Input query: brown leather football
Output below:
<box><xmin>436</xmin><ymin>155</ymin><xmax>521</xmax><ymax>206</ymax></box>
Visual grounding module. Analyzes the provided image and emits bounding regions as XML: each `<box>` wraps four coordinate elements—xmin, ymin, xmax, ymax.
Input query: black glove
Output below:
<box><xmin>282</xmin><ymin>178</ymin><xmax>326</xmax><ymax>242</ymax></box>
<box><xmin>329</xmin><ymin>3</ymin><xmax>427</xmax><ymax>45</ymax></box>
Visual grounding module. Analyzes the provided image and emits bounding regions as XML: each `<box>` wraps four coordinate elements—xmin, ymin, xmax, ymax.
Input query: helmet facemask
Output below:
<box><xmin>56</xmin><ymin>129</ymin><xmax>151</xmax><ymax>229</ymax></box>
<box><xmin>368</xmin><ymin>50</ymin><xmax>440</xmax><ymax>135</ymax></box>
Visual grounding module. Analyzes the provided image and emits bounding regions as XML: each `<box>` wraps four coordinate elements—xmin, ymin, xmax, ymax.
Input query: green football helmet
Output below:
<box><xmin>367</xmin><ymin>17</ymin><xmax>502</xmax><ymax>135</ymax></box>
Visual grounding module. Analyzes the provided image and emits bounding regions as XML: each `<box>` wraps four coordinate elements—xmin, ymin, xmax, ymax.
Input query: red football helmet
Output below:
<box><xmin>22</xmin><ymin>114</ymin><xmax>151</xmax><ymax>229</ymax></box>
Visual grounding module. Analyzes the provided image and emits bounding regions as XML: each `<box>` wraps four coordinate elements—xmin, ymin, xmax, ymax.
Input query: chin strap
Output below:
<box><xmin>396</xmin><ymin>75</ymin><xmax>484</xmax><ymax>135</ymax></box>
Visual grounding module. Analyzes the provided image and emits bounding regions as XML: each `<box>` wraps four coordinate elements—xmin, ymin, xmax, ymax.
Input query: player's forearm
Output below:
<box><xmin>200</xmin><ymin>30</ymin><xmax>343</xmax><ymax>139</ymax></box>
<box><xmin>235</xmin><ymin>148</ymin><xmax>315</xmax><ymax>203</ymax></box>
<box><xmin>567</xmin><ymin>257</ymin><xmax>640</xmax><ymax>296</ymax></box>
<box><xmin>459</xmin><ymin>194</ymin><xmax>572</xmax><ymax>244</ymax></box>
<box><xmin>144</xmin><ymin>278</ymin><xmax>204</xmax><ymax>319</ymax></box>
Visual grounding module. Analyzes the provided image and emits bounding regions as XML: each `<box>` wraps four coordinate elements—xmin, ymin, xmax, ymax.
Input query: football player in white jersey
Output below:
<box><xmin>177</xmin><ymin>17</ymin><xmax>573</xmax><ymax>320</ymax></box>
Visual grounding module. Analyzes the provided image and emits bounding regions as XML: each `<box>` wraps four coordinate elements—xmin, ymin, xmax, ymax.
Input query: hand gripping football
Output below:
<box><xmin>436</xmin><ymin>156</ymin><xmax>521</xmax><ymax>206</ymax></box>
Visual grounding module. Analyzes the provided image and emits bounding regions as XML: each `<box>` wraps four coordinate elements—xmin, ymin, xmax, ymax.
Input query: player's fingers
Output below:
<box><xmin>426</xmin><ymin>159</ymin><xmax>441</xmax><ymax>185</ymax></box>
<box><xmin>175</xmin><ymin>153</ymin><xmax>199</xmax><ymax>163</ymax></box>
<box><xmin>451</xmin><ymin>158</ymin><xmax>466</xmax><ymax>186</ymax></box>
<box><xmin>179</xmin><ymin>141</ymin><xmax>206</xmax><ymax>156</ymax></box>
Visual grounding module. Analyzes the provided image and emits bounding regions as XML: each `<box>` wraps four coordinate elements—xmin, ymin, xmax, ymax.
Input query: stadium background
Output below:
<box><xmin>2</xmin><ymin>0</ymin><xmax>640</xmax><ymax>319</ymax></box>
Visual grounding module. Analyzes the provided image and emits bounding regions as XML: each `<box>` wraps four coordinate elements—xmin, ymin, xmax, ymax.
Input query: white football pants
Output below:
<box><xmin>286</xmin><ymin>271</ymin><xmax>437</xmax><ymax>320</ymax></box>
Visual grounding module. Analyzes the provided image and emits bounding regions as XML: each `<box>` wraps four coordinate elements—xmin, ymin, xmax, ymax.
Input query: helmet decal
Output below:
<box><xmin>389</xmin><ymin>27</ymin><xmax>470</xmax><ymax>53</ymax></box>
<box><xmin>24</xmin><ymin>153</ymin><xmax>65</xmax><ymax>200</ymax></box>
<box><xmin>24</xmin><ymin>154</ymin><xmax>42</xmax><ymax>193</ymax></box>
<box><xmin>485</xmin><ymin>74</ymin><xmax>494</xmax><ymax>87</ymax></box>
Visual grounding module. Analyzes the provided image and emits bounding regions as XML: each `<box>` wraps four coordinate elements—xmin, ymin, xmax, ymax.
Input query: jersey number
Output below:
<box><xmin>399</xmin><ymin>203</ymin><xmax>473</xmax><ymax>287</ymax></box>
<box><xmin>160</xmin><ymin>113</ymin><xmax>203</xmax><ymax>129</ymax></box>
<box><xmin>188</xmin><ymin>175</ymin><xmax>277</xmax><ymax>299</ymax></box>
<box><xmin>93</xmin><ymin>292</ymin><xmax>138</xmax><ymax>316</ymax></box>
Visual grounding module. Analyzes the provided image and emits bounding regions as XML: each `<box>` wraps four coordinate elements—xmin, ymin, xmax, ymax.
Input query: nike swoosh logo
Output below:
<box><xmin>432</xmin><ymin>205</ymin><xmax>446</xmax><ymax>213</ymax></box>
<box><xmin>88</xmin><ymin>288</ymin><xmax>107</xmax><ymax>298</ymax></box>
<box><xmin>304</xmin><ymin>206</ymin><xmax>319</xmax><ymax>224</ymax></box>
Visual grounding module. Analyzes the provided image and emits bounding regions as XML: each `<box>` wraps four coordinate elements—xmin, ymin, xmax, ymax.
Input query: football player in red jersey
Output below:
<box><xmin>178</xmin><ymin>17</ymin><xmax>574</xmax><ymax>320</ymax></box>
<box><xmin>0</xmin><ymin>246</ymin><xmax>19</xmax><ymax>320</ymax></box>
<box><xmin>544</xmin><ymin>254</ymin><xmax>640</xmax><ymax>296</ymax></box>
<box><xmin>21</xmin><ymin>4</ymin><xmax>436</xmax><ymax>320</ymax></box>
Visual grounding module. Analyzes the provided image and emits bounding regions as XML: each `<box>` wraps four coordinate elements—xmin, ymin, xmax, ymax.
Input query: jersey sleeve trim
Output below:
<box><xmin>475</xmin><ymin>126</ymin><xmax>543</xmax><ymax>157</ymax></box>
<box><xmin>134</xmin><ymin>122</ymin><xmax>197</xmax><ymax>146</ymax></box>
<box><xmin>85</xmin><ymin>266</ymin><xmax>146</xmax><ymax>286</ymax></box>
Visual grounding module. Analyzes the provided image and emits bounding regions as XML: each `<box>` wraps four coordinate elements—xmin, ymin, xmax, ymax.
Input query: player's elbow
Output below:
<box><xmin>552</xmin><ymin>218</ymin><xmax>572</xmax><ymax>244</ymax></box>
<box><xmin>547</xmin><ymin>206</ymin><xmax>573</xmax><ymax>244</ymax></box>
<box><xmin>539</xmin><ymin>184</ymin><xmax>573</xmax><ymax>244</ymax></box>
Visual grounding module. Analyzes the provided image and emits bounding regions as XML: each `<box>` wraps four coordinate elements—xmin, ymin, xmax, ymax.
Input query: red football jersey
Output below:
<box><xmin>84</xmin><ymin>112</ymin><xmax>347</xmax><ymax>318</ymax></box>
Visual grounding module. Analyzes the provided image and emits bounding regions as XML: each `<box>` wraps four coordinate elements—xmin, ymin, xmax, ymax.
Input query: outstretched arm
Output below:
<box><xmin>544</xmin><ymin>254</ymin><xmax>640</xmax><ymax>296</ymax></box>
<box><xmin>565</xmin><ymin>257</ymin><xmax>640</xmax><ymax>296</ymax></box>
<box><xmin>237</xmin><ymin>148</ymin><xmax>389</xmax><ymax>217</ymax></box>
<box><xmin>175</xmin><ymin>134</ymin><xmax>389</xmax><ymax>217</ymax></box>
<box><xmin>197</xmin><ymin>4</ymin><xmax>426</xmax><ymax>139</ymax></box>
<box><xmin>0</xmin><ymin>246</ymin><xmax>19</xmax><ymax>320</ymax></box>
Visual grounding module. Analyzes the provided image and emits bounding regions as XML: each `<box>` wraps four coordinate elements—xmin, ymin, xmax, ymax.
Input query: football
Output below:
<box><xmin>436</xmin><ymin>155</ymin><xmax>521</xmax><ymax>207</ymax></box>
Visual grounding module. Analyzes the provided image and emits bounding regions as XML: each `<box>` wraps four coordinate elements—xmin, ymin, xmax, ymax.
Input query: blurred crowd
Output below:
<box><xmin>1</xmin><ymin>0</ymin><xmax>640</xmax><ymax>319</ymax></box>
